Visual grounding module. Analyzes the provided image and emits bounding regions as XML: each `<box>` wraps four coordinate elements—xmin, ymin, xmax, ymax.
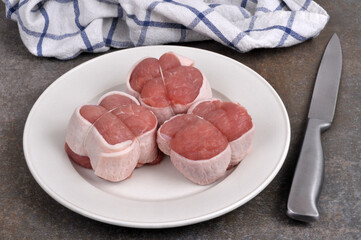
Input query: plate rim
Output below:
<box><xmin>23</xmin><ymin>45</ymin><xmax>291</xmax><ymax>228</ymax></box>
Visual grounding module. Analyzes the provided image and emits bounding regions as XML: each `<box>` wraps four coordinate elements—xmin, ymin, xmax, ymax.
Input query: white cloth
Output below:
<box><xmin>3</xmin><ymin>0</ymin><xmax>329</xmax><ymax>59</ymax></box>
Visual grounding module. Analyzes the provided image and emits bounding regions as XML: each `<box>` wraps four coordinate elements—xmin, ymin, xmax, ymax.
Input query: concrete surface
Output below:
<box><xmin>0</xmin><ymin>1</ymin><xmax>360</xmax><ymax>239</ymax></box>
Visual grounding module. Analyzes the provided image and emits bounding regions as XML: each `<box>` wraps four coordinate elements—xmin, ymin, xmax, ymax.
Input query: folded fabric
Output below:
<box><xmin>3</xmin><ymin>0</ymin><xmax>329</xmax><ymax>59</ymax></box>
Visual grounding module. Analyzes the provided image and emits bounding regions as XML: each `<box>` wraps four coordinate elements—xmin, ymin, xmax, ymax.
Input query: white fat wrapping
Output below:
<box><xmin>139</xmin><ymin>97</ymin><xmax>174</xmax><ymax>125</ymax></box>
<box><xmin>92</xmin><ymin>140</ymin><xmax>140</xmax><ymax>182</ymax></box>
<box><xmin>65</xmin><ymin>106</ymin><xmax>91</xmax><ymax>156</ymax></box>
<box><xmin>84</xmin><ymin>125</ymin><xmax>134</xmax><ymax>168</ymax></box>
<box><xmin>170</xmin><ymin>144</ymin><xmax>231</xmax><ymax>185</ymax></box>
<box><xmin>126</xmin><ymin>53</ymin><xmax>211</xmax><ymax>122</ymax></box>
<box><xmin>136</xmin><ymin>123</ymin><xmax>158</xmax><ymax>164</ymax></box>
<box><xmin>172</xmin><ymin>52</ymin><xmax>194</xmax><ymax>66</ymax></box>
<box><xmin>97</xmin><ymin>91</ymin><xmax>140</xmax><ymax>105</ymax></box>
<box><xmin>229</xmin><ymin>125</ymin><xmax>255</xmax><ymax>167</ymax></box>
<box><xmin>156</xmin><ymin>131</ymin><xmax>171</xmax><ymax>156</ymax></box>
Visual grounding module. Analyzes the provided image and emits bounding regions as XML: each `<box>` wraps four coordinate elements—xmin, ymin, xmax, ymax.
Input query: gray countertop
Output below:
<box><xmin>1</xmin><ymin>1</ymin><xmax>360</xmax><ymax>239</ymax></box>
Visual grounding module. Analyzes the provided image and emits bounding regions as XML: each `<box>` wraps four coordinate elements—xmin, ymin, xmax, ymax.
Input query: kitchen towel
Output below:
<box><xmin>3</xmin><ymin>0</ymin><xmax>329</xmax><ymax>59</ymax></box>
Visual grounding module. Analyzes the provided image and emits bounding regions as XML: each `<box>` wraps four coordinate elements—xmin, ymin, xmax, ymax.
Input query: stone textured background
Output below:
<box><xmin>0</xmin><ymin>1</ymin><xmax>360</xmax><ymax>239</ymax></box>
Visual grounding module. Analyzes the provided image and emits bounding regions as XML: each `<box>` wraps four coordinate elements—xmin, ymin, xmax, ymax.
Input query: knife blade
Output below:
<box><xmin>286</xmin><ymin>34</ymin><xmax>342</xmax><ymax>222</ymax></box>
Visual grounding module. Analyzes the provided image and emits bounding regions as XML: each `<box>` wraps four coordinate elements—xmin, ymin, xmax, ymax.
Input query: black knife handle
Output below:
<box><xmin>287</xmin><ymin>118</ymin><xmax>331</xmax><ymax>222</ymax></box>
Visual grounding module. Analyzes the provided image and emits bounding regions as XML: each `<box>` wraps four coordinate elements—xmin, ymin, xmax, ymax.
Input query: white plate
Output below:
<box><xmin>23</xmin><ymin>46</ymin><xmax>290</xmax><ymax>228</ymax></box>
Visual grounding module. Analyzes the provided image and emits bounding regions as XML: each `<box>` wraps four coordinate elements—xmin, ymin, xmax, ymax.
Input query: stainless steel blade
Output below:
<box><xmin>287</xmin><ymin>34</ymin><xmax>343</xmax><ymax>222</ymax></box>
<box><xmin>308</xmin><ymin>34</ymin><xmax>342</xmax><ymax>122</ymax></box>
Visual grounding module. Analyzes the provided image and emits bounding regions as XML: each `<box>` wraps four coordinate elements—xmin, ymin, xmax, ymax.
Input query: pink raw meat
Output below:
<box><xmin>126</xmin><ymin>52</ymin><xmax>212</xmax><ymax>124</ymax></box>
<box><xmin>157</xmin><ymin>99</ymin><xmax>254</xmax><ymax>185</ymax></box>
<box><xmin>98</xmin><ymin>92</ymin><xmax>162</xmax><ymax>167</ymax></box>
<box><xmin>188</xmin><ymin>99</ymin><xmax>255</xmax><ymax>168</ymax></box>
<box><xmin>65</xmin><ymin>91</ymin><xmax>160</xmax><ymax>182</ymax></box>
<box><xmin>157</xmin><ymin>114</ymin><xmax>231</xmax><ymax>185</ymax></box>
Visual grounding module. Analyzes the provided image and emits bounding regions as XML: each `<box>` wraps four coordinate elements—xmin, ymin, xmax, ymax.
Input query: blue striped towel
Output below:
<box><xmin>3</xmin><ymin>0</ymin><xmax>329</xmax><ymax>60</ymax></box>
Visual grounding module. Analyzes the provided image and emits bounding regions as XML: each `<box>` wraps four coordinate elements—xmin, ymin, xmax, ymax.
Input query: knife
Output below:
<box><xmin>286</xmin><ymin>34</ymin><xmax>342</xmax><ymax>222</ymax></box>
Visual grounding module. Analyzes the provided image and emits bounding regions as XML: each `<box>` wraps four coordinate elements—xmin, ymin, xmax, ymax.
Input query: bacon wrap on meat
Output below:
<box><xmin>65</xmin><ymin>91</ymin><xmax>161</xmax><ymax>182</ymax></box>
<box><xmin>126</xmin><ymin>52</ymin><xmax>212</xmax><ymax>124</ymax></box>
<box><xmin>157</xmin><ymin>99</ymin><xmax>254</xmax><ymax>185</ymax></box>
